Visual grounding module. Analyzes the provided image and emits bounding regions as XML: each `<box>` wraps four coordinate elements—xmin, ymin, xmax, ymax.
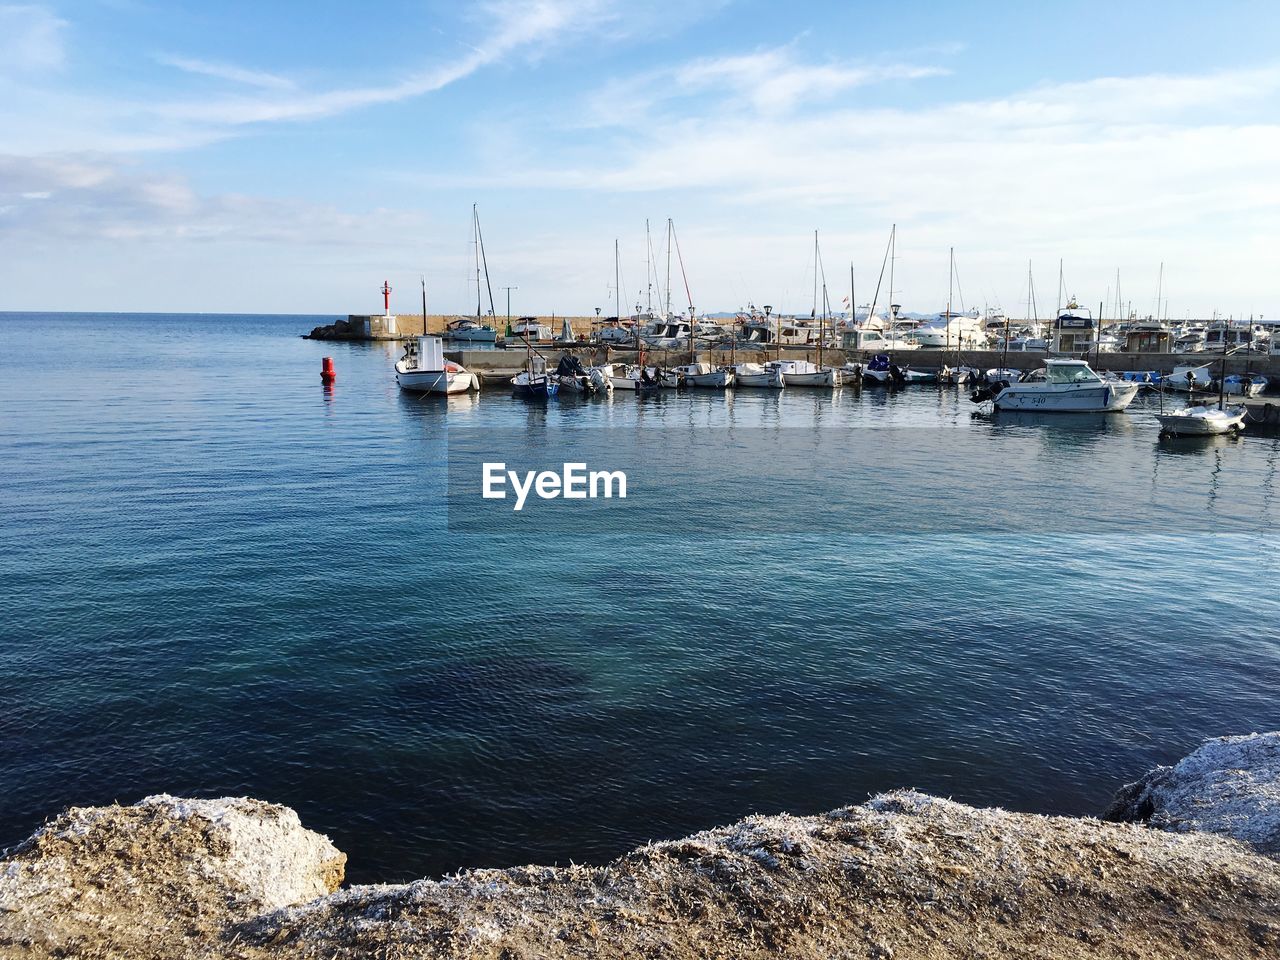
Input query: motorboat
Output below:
<box><xmin>511</xmin><ymin>355</ymin><xmax>559</xmax><ymax>400</ymax></box>
<box><xmin>1157</xmin><ymin>404</ymin><xmax>1247</xmax><ymax>436</ymax></box>
<box><xmin>672</xmin><ymin>361</ymin><xmax>733</xmax><ymax>388</ymax></box>
<box><xmin>912</xmin><ymin>310</ymin><xmax>986</xmax><ymax>349</ymax></box>
<box><xmin>861</xmin><ymin>353</ymin><xmax>930</xmax><ymax>385</ymax></box>
<box><xmin>444</xmin><ymin>317</ymin><xmax>497</xmax><ymax>343</ymax></box>
<box><xmin>840</xmin><ymin>327</ymin><xmax>921</xmax><ymax>352</ymax></box>
<box><xmin>973</xmin><ymin>358</ymin><xmax>1139</xmax><ymax>412</ymax></box>
<box><xmin>732</xmin><ymin>361</ymin><xmax>785</xmax><ymax>388</ymax></box>
<box><xmin>510</xmin><ymin>317</ymin><xmax>553</xmax><ymax>342</ymax></box>
<box><xmin>1160</xmin><ymin>365</ymin><xmax>1216</xmax><ymax>392</ymax></box>
<box><xmin>767</xmin><ymin>358</ymin><xmax>838</xmax><ymax>387</ymax></box>
<box><xmin>555</xmin><ymin>354</ymin><xmax>608</xmax><ymax>394</ymax></box>
<box><xmin>395</xmin><ymin>336</ymin><xmax>479</xmax><ymax>394</ymax></box>
<box><xmin>1223</xmin><ymin>374</ymin><xmax>1268</xmax><ymax>397</ymax></box>
<box><xmin>592</xmin><ymin>362</ymin><xmax>670</xmax><ymax>392</ymax></box>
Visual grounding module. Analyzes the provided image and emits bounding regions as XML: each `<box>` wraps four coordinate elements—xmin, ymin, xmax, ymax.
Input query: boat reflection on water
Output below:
<box><xmin>972</xmin><ymin>407</ymin><xmax>1137</xmax><ymax>434</ymax></box>
<box><xmin>1156</xmin><ymin>430</ymin><xmax>1246</xmax><ymax>455</ymax></box>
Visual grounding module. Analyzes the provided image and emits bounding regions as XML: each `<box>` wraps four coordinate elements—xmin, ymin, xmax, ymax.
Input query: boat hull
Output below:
<box><xmin>682</xmin><ymin>371</ymin><xmax>733</xmax><ymax>388</ymax></box>
<box><xmin>1157</xmin><ymin>406</ymin><xmax>1246</xmax><ymax>435</ymax></box>
<box><xmin>782</xmin><ymin>369</ymin><xmax>838</xmax><ymax>387</ymax></box>
<box><xmin>734</xmin><ymin>370</ymin><xmax>785</xmax><ymax>388</ymax></box>
<box><xmin>993</xmin><ymin>382</ymin><xmax>1139</xmax><ymax>412</ymax></box>
<box><xmin>445</xmin><ymin>328</ymin><xmax>497</xmax><ymax>343</ymax></box>
<box><xmin>395</xmin><ymin>365</ymin><xmax>476</xmax><ymax>394</ymax></box>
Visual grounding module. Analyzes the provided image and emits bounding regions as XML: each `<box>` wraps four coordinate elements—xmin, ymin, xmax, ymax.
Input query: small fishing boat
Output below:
<box><xmin>672</xmin><ymin>361</ymin><xmax>734</xmax><ymax>388</ymax></box>
<box><xmin>395</xmin><ymin>336</ymin><xmax>478</xmax><ymax>394</ymax></box>
<box><xmin>511</xmin><ymin>354</ymin><xmax>559</xmax><ymax>400</ymax></box>
<box><xmin>1157</xmin><ymin>404</ymin><xmax>1247</xmax><ymax>436</ymax></box>
<box><xmin>732</xmin><ymin>361</ymin><xmax>785</xmax><ymax>388</ymax></box>
<box><xmin>973</xmin><ymin>358</ymin><xmax>1139</xmax><ymax>412</ymax></box>
<box><xmin>768</xmin><ymin>358</ymin><xmax>838</xmax><ymax>387</ymax></box>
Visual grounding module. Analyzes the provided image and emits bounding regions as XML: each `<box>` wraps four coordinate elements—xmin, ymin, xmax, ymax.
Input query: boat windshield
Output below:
<box><xmin>1047</xmin><ymin>364</ymin><xmax>1101</xmax><ymax>384</ymax></box>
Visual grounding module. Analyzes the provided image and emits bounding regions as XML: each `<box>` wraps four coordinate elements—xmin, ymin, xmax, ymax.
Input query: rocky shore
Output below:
<box><xmin>3</xmin><ymin>732</ymin><xmax>1278</xmax><ymax>959</ymax></box>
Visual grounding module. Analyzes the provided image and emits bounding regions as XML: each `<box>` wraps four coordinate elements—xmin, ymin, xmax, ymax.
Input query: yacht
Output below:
<box><xmin>443</xmin><ymin>317</ymin><xmax>497</xmax><ymax>343</ymax></box>
<box><xmin>912</xmin><ymin>309</ymin><xmax>986</xmax><ymax>349</ymax></box>
<box><xmin>975</xmin><ymin>358</ymin><xmax>1140</xmax><ymax>412</ymax></box>
<box><xmin>395</xmin><ymin>336</ymin><xmax>479</xmax><ymax>394</ymax></box>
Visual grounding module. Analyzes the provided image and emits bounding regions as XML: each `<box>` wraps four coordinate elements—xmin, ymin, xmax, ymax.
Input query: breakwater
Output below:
<box><xmin>3</xmin><ymin>732</ymin><xmax>1278</xmax><ymax>958</ymax></box>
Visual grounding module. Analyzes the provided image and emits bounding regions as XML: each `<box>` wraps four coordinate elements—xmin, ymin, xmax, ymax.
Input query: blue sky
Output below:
<box><xmin>3</xmin><ymin>1</ymin><xmax>1280</xmax><ymax>317</ymax></box>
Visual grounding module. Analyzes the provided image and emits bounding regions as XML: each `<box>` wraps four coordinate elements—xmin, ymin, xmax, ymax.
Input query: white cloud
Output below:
<box><xmin>0</xmin><ymin>4</ymin><xmax>67</xmax><ymax>73</ymax></box>
<box><xmin>154</xmin><ymin>55</ymin><xmax>296</xmax><ymax>91</ymax></box>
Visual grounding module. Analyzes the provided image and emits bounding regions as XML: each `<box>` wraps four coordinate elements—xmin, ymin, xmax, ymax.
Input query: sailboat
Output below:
<box><xmin>446</xmin><ymin>205</ymin><xmax>499</xmax><ymax>342</ymax></box>
<box><xmin>592</xmin><ymin>237</ymin><xmax>671</xmax><ymax>392</ymax></box>
<box><xmin>663</xmin><ymin>219</ymin><xmax>734</xmax><ymax>388</ymax></box>
<box><xmin>773</xmin><ymin>230</ymin><xmax>838</xmax><ymax>387</ymax></box>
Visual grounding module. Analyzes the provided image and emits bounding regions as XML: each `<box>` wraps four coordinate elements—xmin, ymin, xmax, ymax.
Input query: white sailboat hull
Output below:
<box><xmin>994</xmin><ymin>381</ymin><xmax>1139</xmax><ymax>412</ymax></box>
<box><xmin>734</xmin><ymin>370</ymin><xmax>785</xmax><ymax>388</ymax></box>
<box><xmin>783</xmin><ymin>369</ymin><xmax>838</xmax><ymax>387</ymax></box>
<box><xmin>683</xmin><ymin>370</ymin><xmax>733</xmax><ymax>388</ymax></box>
<box><xmin>446</xmin><ymin>327</ymin><xmax>497</xmax><ymax>342</ymax></box>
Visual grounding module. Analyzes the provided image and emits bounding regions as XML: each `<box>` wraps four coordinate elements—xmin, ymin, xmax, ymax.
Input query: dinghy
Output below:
<box><xmin>1223</xmin><ymin>374</ymin><xmax>1268</xmax><ymax>397</ymax></box>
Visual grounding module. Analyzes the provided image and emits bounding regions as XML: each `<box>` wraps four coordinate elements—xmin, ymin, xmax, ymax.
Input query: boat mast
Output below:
<box><xmin>474</xmin><ymin>207</ymin><xmax>497</xmax><ymax>321</ymax></box>
<box><xmin>946</xmin><ymin>246</ymin><xmax>954</xmax><ymax>358</ymax></box>
<box><xmin>421</xmin><ymin>275</ymin><xmax>428</xmax><ymax>339</ymax></box>
<box><xmin>815</xmin><ymin>230</ymin><xmax>823</xmax><ymax>369</ymax></box>
<box><xmin>665</xmin><ymin>218</ymin><xmax>673</xmax><ymax>321</ymax></box>
<box><xmin>645</xmin><ymin>219</ymin><xmax>653</xmax><ymax>315</ymax></box>
<box><xmin>473</xmin><ymin>204</ymin><xmax>481</xmax><ymax>322</ymax></box>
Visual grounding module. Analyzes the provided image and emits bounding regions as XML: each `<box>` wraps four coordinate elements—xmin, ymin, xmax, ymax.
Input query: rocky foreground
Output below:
<box><xmin>2</xmin><ymin>733</ymin><xmax>1278</xmax><ymax>959</ymax></box>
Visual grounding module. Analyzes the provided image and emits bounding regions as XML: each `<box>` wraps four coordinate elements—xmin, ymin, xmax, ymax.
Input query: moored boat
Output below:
<box><xmin>1157</xmin><ymin>404</ymin><xmax>1247</xmax><ymax>436</ymax></box>
<box><xmin>973</xmin><ymin>358</ymin><xmax>1139</xmax><ymax>412</ymax></box>
<box><xmin>395</xmin><ymin>336</ymin><xmax>478</xmax><ymax>394</ymax></box>
<box><xmin>732</xmin><ymin>361</ymin><xmax>785</xmax><ymax>388</ymax></box>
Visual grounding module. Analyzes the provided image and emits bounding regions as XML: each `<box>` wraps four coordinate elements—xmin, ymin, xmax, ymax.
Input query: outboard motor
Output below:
<box><xmin>889</xmin><ymin>363</ymin><xmax>906</xmax><ymax>387</ymax></box>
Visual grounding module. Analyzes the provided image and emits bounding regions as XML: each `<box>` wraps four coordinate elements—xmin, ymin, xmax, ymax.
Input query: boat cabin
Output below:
<box><xmin>1125</xmin><ymin>322</ymin><xmax>1174</xmax><ymax>353</ymax></box>
<box><xmin>1044</xmin><ymin>359</ymin><xmax>1105</xmax><ymax>384</ymax></box>
<box><xmin>1053</xmin><ymin>302</ymin><xmax>1095</xmax><ymax>352</ymax></box>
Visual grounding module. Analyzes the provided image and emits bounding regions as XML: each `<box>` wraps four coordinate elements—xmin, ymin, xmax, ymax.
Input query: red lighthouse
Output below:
<box><xmin>381</xmin><ymin>280</ymin><xmax>392</xmax><ymax>316</ymax></box>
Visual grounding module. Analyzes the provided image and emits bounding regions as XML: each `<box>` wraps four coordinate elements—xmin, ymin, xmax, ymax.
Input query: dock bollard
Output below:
<box><xmin>321</xmin><ymin>357</ymin><xmax>336</xmax><ymax>384</ymax></box>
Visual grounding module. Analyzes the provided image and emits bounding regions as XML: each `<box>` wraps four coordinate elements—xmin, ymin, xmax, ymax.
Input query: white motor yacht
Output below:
<box><xmin>978</xmin><ymin>358</ymin><xmax>1139</xmax><ymax>412</ymax></box>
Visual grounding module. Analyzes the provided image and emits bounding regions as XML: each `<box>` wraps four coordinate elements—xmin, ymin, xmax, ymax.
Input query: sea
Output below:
<box><xmin>1</xmin><ymin>311</ymin><xmax>1278</xmax><ymax>883</ymax></box>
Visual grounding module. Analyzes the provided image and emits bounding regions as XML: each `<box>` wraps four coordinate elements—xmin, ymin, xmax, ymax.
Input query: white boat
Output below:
<box><xmin>768</xmin><ymin>358</ymin><xmax>838</xmax><ymax>387</ymax></box>
<box><xmin>1160</xmin><ymin>364</ymin><xmax>1216</xmax><ymax>392</ymax></box>
<box><xmin>1157</xmin><ymin>404</ymin><xmax>1247</xmax><ymax>436</ymax></box>
<box><xmin>395</xmin><ymin>336</ymin><xmax>478</xmax><ymax>394</ymax></box>
<box><xmin>912</xmin><ymin>309</ymin><xmax>986</xmax><ymax>349</ymax></box>
<box><xmin>444</xmin><ymin>317</ymin><xmax>497</xmax><ymax>342</ymax></box>
<box><xmin>673</xmin><ymin>361</ymin><xmax>733</xmax><ymax>388</ymax></box>
<box><xmin>510</xmin><ymin>317</ymin><xmax>553</xmax><ymax>342</ymax></box>
<box><xmin>592</xmin><ymin>362</ymin><xmax>670</xmax><ymax>392</ymax></box>
<box><xmin>1223</xmin><ymin>374</ymin><xmax>1268</xmax><ymax>397</ymax></box>
<box><xmin>840</xmin><ymin>327</ymin><xmax>920</xmax><ymax>352</ymax></box>
<box><xmin>732</xmin><ymin>361</ymin><xmax>785</xmax><ymax>388</ymax></box>
<box><xmin>981</xmin><ymin>358</ymin><xmax>1139</xmax><ymax>412</ymax></box>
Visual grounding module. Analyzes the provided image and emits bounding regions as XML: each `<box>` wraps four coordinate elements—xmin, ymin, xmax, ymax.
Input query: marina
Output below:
<box><xmin>4</xmin><ymin>312</ymin><xmax>1280</xmax><ymax>888</ymax></box>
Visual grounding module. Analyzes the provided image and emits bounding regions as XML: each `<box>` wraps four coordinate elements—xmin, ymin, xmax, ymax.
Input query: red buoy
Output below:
<box><xmin>321</xmin><ymin>357</ymin><xmax>336</xmax><ymax>384</ymax></box>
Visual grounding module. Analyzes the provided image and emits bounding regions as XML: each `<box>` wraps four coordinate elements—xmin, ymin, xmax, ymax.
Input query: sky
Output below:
<box><xmin>3</xmin><ymin>0</ymin><xmax>1280</xmax><ymax>319</ymax></box>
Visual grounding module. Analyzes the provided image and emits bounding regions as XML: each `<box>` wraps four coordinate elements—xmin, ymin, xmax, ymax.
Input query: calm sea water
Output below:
<box><xmin>2</xmin><ymin>312</ymin><xmax>1278</xmax><ymax>884</ymax></box>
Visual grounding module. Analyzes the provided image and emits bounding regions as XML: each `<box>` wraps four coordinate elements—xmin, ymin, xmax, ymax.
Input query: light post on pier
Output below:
<box><xmin>503</xmin><ymin>286</ymin><xmax>518</xmax><ymax>337</ymax></box>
